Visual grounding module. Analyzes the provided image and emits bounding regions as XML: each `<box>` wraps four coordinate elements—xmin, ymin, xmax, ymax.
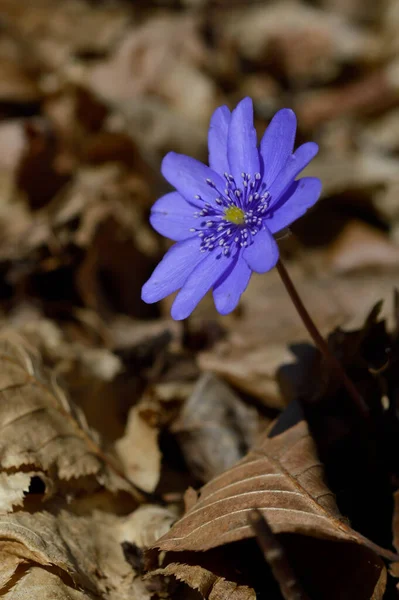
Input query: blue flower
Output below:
<box><xmin>142</xmin><ymin>97</ymin><xmax>321</xmax><ymax>320</ymax></box>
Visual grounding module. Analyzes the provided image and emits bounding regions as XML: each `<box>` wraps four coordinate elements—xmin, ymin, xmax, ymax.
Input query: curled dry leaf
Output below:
<box><xmin>121</xmin><ymin>504</ymin><xmax>177</xmax><ymax>549</ymax></box>
<box><xmin>115</xmin><ymin>401</ymin><xmax>162</xmax><ymax>494</ymax></box>
<box><xmin>149</xmin><ymin>563</ymin><xmax>256</xmax><ymax>600</ymax></box>
<box><xmin>172</xmin><ymin>373</ymin><xmax>259</xmax><ymax>483</ymax></box>
<box><xmin>155</xmin><ymin>420</ymin><xmax>394</xmax><ymax>559</ymax></box>
<box><xmin>0</xmin><ymin>333</ymin><xmax>144</xmax><ymax>503</ymax></box>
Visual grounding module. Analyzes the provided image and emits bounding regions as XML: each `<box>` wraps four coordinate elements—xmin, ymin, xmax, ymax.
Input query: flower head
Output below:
<box><xmin>142</xmin><ymin>98</ymin><xmax>321</xmax><ymax>320</ymax></box>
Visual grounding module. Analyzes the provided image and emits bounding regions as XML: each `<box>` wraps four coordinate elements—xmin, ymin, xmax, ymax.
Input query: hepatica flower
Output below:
<box><xmin>142</xmin><ymin>98</ymin><xmax>321</xmax><ymax>320</ymax></box>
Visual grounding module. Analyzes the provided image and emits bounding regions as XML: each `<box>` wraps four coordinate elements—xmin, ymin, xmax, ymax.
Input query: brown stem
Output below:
<box><xmin>248</xmin><ymin>509</ymin><xmax>311</xmax><ymax>600</ymax></box>
<box><xmin>276</xmin><ymin>259</ymin><xmax>369</xmax><ymax>418</ymax></box>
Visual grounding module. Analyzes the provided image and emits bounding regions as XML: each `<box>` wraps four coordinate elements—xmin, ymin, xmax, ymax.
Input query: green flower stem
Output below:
<box><xmin>276</xmin><ymin>259</ymin><xmax>369</xmax><ymax>418</ymax></box>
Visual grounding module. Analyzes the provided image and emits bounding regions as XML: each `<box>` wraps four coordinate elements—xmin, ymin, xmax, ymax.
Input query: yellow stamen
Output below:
<box><xmin>224</xmin><ymin>206</ymin><xmax>245</xmax><ymax>225</ymax></box>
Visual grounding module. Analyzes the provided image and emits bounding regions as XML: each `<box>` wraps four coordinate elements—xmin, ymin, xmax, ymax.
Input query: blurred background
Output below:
<box><xmin>0</xmin><ymin>0</ymin><xmax>399</xmax><ymax>489</ymax></box>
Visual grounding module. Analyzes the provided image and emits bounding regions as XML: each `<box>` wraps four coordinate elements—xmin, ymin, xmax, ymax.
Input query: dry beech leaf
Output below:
<box><xmin>172</xmin><ymin>373</ymin><xmax>259</xmax><ymax>483</ymax></box>
<box><xmin>149</xmin><ymin>563</ymin><xmax>255</xmax><ymax>600</ymax></box>
<box><xmin>0</xmin><ymin>472</ymin><xmax>32</xmax><ymax>513</ymax></box>
<box><xmin>115</xmin><ymin>402</ymin><xmax>162</xmax><ymax>493</ymax></box>
<box><xmin>199</xmin><ymin>343</ymin><xmax>293</xmax><ymax>410</ymax></box>
<box><xmin>0</xmin><ymin>470</ymin><xmax>54</xmax><ymax>513</ymax></box>
<box><xmin>0</xmin><ymin>333</ymin><xmax>144</xmax><ymax>502</ymax></box>
<box><xmin>0</xmin><ymin>0</ymin><xmax>129</xmax><ymax>69</ymax></box>
<box><xmin>222</xmin><ymin>1</ymin><xmax>378</xmax><ymax>76</ymax></box>
<box><xmin>87</xmin><ymin>15</ymin><xmax>216</xmax><ymax>124</ymax></box>
<box><xmin>199</xmin><ymin>261</ymin><xmax>399</xmax><ymax>406</ymax></box>
<box><xmin>120</xmin><ymin>504</ymin><xmax>177</xmax><ymax>549</ymax></box>
<box><xmin>155</xmin><ymin>420</ymin><xmax>395</xmax><ymax>559</ymax></box>
<box><xmin>0</xmin><ymin>509</ymin><xmax>151</xmax><ymax>599</ymax></box>
<box><xmin>3</xmin><ymin>567</ymin><xmax>93</xmax><ymax>600</ymax></box>
<box><xmin>325</xmin><ymin>220</ymin><xmax>399</xmax><ymax>272</ymax></box>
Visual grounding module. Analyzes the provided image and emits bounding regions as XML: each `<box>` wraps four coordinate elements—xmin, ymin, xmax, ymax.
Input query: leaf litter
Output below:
<box><xmin>1</xmin><ymin>0</ymin><xmax>399</xmax><ymax>598</ymax></box>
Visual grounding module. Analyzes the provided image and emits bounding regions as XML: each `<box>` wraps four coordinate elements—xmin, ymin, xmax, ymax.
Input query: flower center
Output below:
<box><xmin>224</xmin><ymin>206</ymin><xmax>245</xmax><ymax>225</ymax></box>
<box><xmin>190</xmin><ymin>172</ymin><xmax>271</xmax><ymax>258</ymax></box>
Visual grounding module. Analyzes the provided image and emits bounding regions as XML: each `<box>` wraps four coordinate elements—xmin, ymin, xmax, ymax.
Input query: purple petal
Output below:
<box><xmin>208</xmin><ymin>105</ymin><xmax>231</xmax><ymax>175</ymax></box>
<box><xmin>227</xmin><ymin>97</ymin><xmax>260</xmax><ymax>184</ymax></box>
<box><xmin>142</xmin><ymin>237</ymin><xmax>204</xmax><ymax>304</ymax></box>
<box><xmin>171</xmin><ymin>250</ymin><xmax>232</xmax><ymax>320</ymax></box>
<box><xmin>243</xmin><ymin>228</ymin><xmax>279</xmax><ymax>273</ymax></box>
<box><xmin>266</xmin><ymin>177</ymin><xmax>322</xmax><ymax>234</ymax></box>
<box><xmin>268</xmin><ymin>142</ymin><xmax>319</xmax><ymax>206</ymax></box>
<box><xmin>150</xmin><ymin>192</ymin><xmax>197</xmax><ymax>241</ymax></box>
<box><xmin>260</xmin><ymin>109</ymin><xmax>297</xmax><ymax>187</ymax></box>
<box><xmin>213</xmin><ymin>252</ymin><xmax>252</xmax><ymax>315</ymax></box>
<box><xmin>162</xmin><ymin>152</ymin><xmax>225</xmax><ymax>209</ymax></box>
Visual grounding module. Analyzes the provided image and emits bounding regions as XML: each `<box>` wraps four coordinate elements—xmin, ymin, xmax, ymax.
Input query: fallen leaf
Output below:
<box><xmin>120</xmin><ymin>504</ymin><xmax>177</xmax><ymax>549</ymax></box>
<box><xmin>0</xmin><ymin>332</ymin><xmax>144</xmax><ymax>502</ymax></box>
<box><xmin>222</xmin><ymin>1</ymin><xmax>378</xmax><ymax>77</ymax></box>
<box><xmin>149</xmin><ymin>563</ymin><xmax>256</xmax><ymax>600</ymax></box>
<box><xmin>172</xmin><ymin>373</ymin><xmax>259</xmax><ymax>483</ymax></box>
<box><xmin>199</xmin><ymin>342</ymin><xmax>294</xmax><ymax>410</ymax></box>
<box><xmin>198</xmin><ymin>260</ymin><xmax>399</xmax><ymax>407</ymax></box>
<box><xmin>0</xmin><ymin>56</ymin><xmax>41</xmax><ymax>103</ymax></box>
<box><xmin>0</xmin><ymin>509</ymin><xmax>152</xmax><ymax>599</ymax></box>
<box><xmin>1</xmin><ymin>0</ymin><xmax>129</xmax><ymax>68</ymax></box>
<box><xmin>3</xmin><ymin>568</ymin><xmax>93</xmax><ymax>600</ymax></box>
<box><xmin>116</xmin><ymin>401</ymin><xmax>162</xmax><ymax>493</ymax></box>
<box><xmin>87</xmin><ymin>14</ymin><xmax>217</xmax><ymax>124</ymax></box>
<box><xmin>155</xmin><ymin>420</ymin><xmax>395</xmax><ymax>557</ymax></box>
<box><xmin>0</xmin><ymin>472</ymin><xmax>32</xmax><ymax>513</ymax></box>
<box><xmin>326</xmin><ymin>220</ymin><xmax>399</xmax><ymax>272</ymax></box>
<box><xmin>16</xmin><ymin>119</ymin><xmax>72</xmax><ymax>210</ymax></box>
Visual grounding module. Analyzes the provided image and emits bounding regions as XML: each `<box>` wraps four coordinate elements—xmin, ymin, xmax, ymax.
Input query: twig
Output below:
<box><xmin>276</xmin><ymin>259</ymin><xmax>369</xmax><ymax>418</ymax></box>
<box><xmin>248</xmin><ymin>509</ymin><xmax>311</xmax><ymax>600</ymax></box>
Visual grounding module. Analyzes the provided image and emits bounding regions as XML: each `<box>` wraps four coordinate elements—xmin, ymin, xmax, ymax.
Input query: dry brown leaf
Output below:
<box><xmin>3</xmin><ymin>567</ymin><xmax>93</xmax><ymax>600</ymax></box>
<box><xmin>172</xmin><ymin>373</ymin><xmax>259</xmax><ymax>483</ymax></box>
<box><xmin>221</xmin><ymin>2</ymin><xmax>378</xmax><ymax>75</ymax></box>
<box><xmin>307</xmin><ymin>149</ymin><xmax>399</xmax><ymax>196</ymax></box>
<box><xmin>87</xmin><ymin>15</ymin><xmax>217</xmax><ymax>124</ymax></box>
<box><xmin>0</xmin><ymin>509</ymin><xmax>151</xmax><ymax>599</ymax></box>
<box><xmin>120</xmin><ymin>504</ymin><xmax>177</xmax><ymax>549</ymax></box>
<box><xmin>155</xmin><ymin>420</ymin><xmax>394</xmax><ymax>558</ymax></box>
<box><xmin>122</xmin><ymin>98</ymin><xmax>207</xmax><ymax>159</ymax></box>
<box><xmin>115</xmin><ymin>402</ymin><xmax>162</xmax><ymax>494</ymax></box>
<box><xmin>0</xmin><ymin>472</ymin><xmax>32</xmax><ymax>513</ymax></box>
<box><xmin>0</xmin><ymin>56</ymin><xmax>41</xmax><ymax>103</ymax></box>
<box><xmin>150</xmin><ymin>563</ymin><xmax>256</xmax><ymax>600</ymax></box>
<box><xmin>0</xmin><ymin>470</ymin><xmax>54</xmax><ymax>513</ymax></box>
<box><xmin>198</xmin><ymin>260</ymin><xmax>399</xmax><ymax>405</ymax></box>
<box><xmin>4</xmin><ymin>317</ymin><xmax>130</xmax><ymax>446</ymax></box>
<box><xmin>0</xmin><ymin>121</ymin><xmax>26</xmax><ymax>173</ymax></box>
<box><xmin>326</xmin><ymin>220</ymin><xmax>399</xmax><ymax>272</ymax></box>
<box><xmin>1</xmin><ymin>0</ymin><xmax>129</xmax><ymax>69</ymax></box>
<box><xmin>0</xmin><ymin>333</ymin><xmax>144</xmax><ymax>502</ymax></box>
<box><xmin>199</xmin><ymin>342</ymin><xmax>293</xmax><ymax>410</ymax></box>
